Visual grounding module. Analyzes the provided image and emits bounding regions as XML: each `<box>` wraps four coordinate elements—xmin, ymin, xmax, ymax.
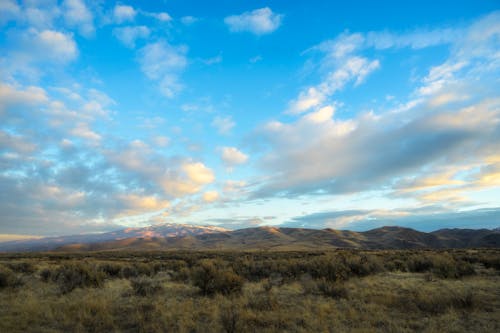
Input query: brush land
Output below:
<box><xmin>1</xmin><ymin>249</ymin><xmax>499</xmax><ymax>332</ymax></box>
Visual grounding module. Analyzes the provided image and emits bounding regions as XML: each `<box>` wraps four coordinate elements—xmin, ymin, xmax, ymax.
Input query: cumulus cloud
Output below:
<box><xmin>220</xmin><ymin>147</ymin><xmax>249</xmax><ymax>168</ymax></box>
<box><xmin>211</xmin><ymin>115</ymin><xmax>235</xmax><ymax>134</ymax></box>
<box><xmin>0</xmin><ymin>80</ymin><xmax>221</xmax><ymax>235</ymax></box>
<box><xmin>21</xmin><ymin>29</ymin><xmax>78</xmax><ymax>63</ymax></box>
<box><xmin>113</xmin><ymin>4</ymin><xmax>136</xmax><ymax>23</ymax></box>
<box><xmin>224</xmin><ymin>7</ymin><xmax>283</xmax><ymax>35</ymax></box>
<box><xmin>138</xmin><ymin>40</ymin><xmax>188</xmax><ymax>97</ymax></box>
<box><xmin>62</xmin><ymin>0</ymin><xmax>94</xmax><ymax>37</ymax></box>
<box><xmin>254</xmin><ymin>13</ymin><xmax>500</xmax><ymax>201</ymax></box>
<box><xmin>113</xmin><ymin>25</ymin><xmax>150</xmax><ymax>48</ymax></box>
<box><xmin>202</xmin><ymin>191</ymin><xmax>219</xmax><ymax>203</ymax></box>
<box><xmin>144</xmin><ymin>11</ymin><xmax>172</xmax><ymax>22</ymax></box>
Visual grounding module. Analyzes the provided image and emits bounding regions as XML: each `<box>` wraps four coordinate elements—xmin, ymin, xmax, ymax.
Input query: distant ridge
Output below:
<box><xmin>0</xmin><ymin>224</ymin><xmax>499</xmax><ymax>252</ymax></box>
<box><xmin>0</xmin><ymin>223</ymin><xmax>228</xmax><ymax>252</ymax></box>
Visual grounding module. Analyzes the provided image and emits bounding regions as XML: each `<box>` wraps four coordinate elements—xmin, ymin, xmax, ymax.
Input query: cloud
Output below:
<box><xmin>0</xmin><ymin>0</ymin><xmax>21</xmax><ymax>24</ymax></box>
<box><xmin>143</xmin><ymin>11</ymin><xmax>172</xmax><ymax>22</ymax></box>
<box><xmin>113</xmin><ymin>4</ymin><xmax>136</xmax><ymax>23</ymax></box>
<box><xmin>62</xmin><ymin>0</ymin><xmax>94</xmax><ymax>37</ymax></box>
<box><xmin>204</xmin><ymin>217</ymin><xmax>265</xmax><ymax>230</ymax></box>
<box><xmin>256</xmin><ymin>96</ymin><xmax>500</xmax><ymax>198</ymax></box>
<box><xmin>283</xmin><ymin>207</ymin><xmax>500</xmax><ymax>231</ymax></box>
<box><xmin>181</xmin><ymin>16</ymin><xmax>198</xmax><ymax>25</ymax></box>
<box><xmin>288</xmin><ymin>55</ymin><xmax>380</xmax><ymax>114</ymax></box>
<box><xmin>118</xmin><ymin>194</ymin><xmax>170</xmax><ymax>216</ymax></box>
<box><xmin>220</xmin><ymin>147</ymin><xmax>249</xmax><ymax>167</ymax></box>
<box><xmin>224</xmin><ymin>7</ymin><xmax>283</xmax><ymax>35</ymax></box>
<box><xmin>20</xmin><ymin>29</ymin><xmax>78</xmax><ymax>63</ymax></box>
<box><xmin>152</xmin><ymin>136</ymin><xmax>170</xmax><ymax>147</ymax></box>
<box><xmin>138</xmin><ymin>40</ymin><xmax>188</xmax><ymax>97</ymax></box>
<box><xmin>0</xmin><ymin>81</ymin><xmax>196</xmax><ymax>235</ymax></box>
<box><xmin>113</xmin><ymin>25</ymin><xmax>150</xmax><ymax>48</ymax></box>
<box><xmin>211</xmin><ymin>115</ymin><xmax>235</xmax><ymax>134</ymax></box>
<box><xmin>0</xmin><ymin>83</ymin><xmax>48</xmax><ymax>113</ymax></box>
<box><xmin>183</xmin><ymin>162</ymin><xmax>215</xmax><ymax>185</ymax></box>
<box><xmin>202</xmin><ymin>191</ymin><xmax>219</xmax><ymax>203</ymax></box>
<box><xmin>256</xmin><ymin>12</ymin><xmax>500</xmax><ymax>203</ymax></box>
<box><xmin>288</xmin><ymin>32</ymin><xmax>382</xmax><ymax>114</ymax></box>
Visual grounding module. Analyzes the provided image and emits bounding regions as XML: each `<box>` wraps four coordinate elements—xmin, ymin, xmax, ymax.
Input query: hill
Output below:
<box><xmin>1</xmin><ymin>224</ymin><xmax>499</xmax><ymax>252</ymax></box>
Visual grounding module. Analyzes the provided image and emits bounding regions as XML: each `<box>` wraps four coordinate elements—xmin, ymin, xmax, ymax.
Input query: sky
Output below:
<box><xmin>1</xmin><ymin>1</ymin><xmax>500</xmax><ymax>239</ymax></box>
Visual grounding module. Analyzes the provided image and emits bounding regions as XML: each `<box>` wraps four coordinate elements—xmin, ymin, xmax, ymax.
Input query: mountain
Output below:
<box><xmin>0</xmin><ymin>224</ymin><xmax>499</xmax><ymax>252</ymax></box>
<box><xmin>0</xmin><ymin>223</ymin><xmax>228</xmax><ymax>252</ymax></box>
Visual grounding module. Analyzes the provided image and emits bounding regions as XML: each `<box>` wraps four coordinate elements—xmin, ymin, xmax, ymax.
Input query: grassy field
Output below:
<box><xmin>0</xmin><ymin>249</ymin><xmax>499</xmax><ymax>332</ymax></box>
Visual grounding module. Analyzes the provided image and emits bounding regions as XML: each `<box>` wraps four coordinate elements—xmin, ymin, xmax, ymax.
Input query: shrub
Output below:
<box><xmin>191</xmin><ymin>261</ymin><xmax>243</xmax><ymax>295</ymax></box>
<box><xmin>430</xmin><ymin>255</ymin><xmax>457</xmax><ymax>279</ymax></box>
<box><xmin>247</xmin><ymin>292</ymin><xmax>279</xmax><ymax>311</ymax></box>
<box><xmin>6</xmin><ymin>261</ymin><xmax>36</xmax><ymax>274</ymax></box>
<box><xmin>120</xmin><ymin>265</ymin><xmax>139</xmax><ymax>278</ymax></box>
<box><xmin>219</xmin><ymin>303</ymin><xmax>240</xmax><ymax>333</ymax></box>
<box><xmin>130</xmin><ymin>277</ymin><xmax>163</xmax><ymax>296</ymax></box>
<box><xmin>316</xmin><ymin>279</ymin><xmax>348</xmax><ymax>299</ymax></box>
<box><xmin>52</xmin><ymin>262</ymin><xmax>105</xmax><ymax>294</ymax></box>
<box><xmin>39</xmin><ymin>268</ymin><xmax>52</xmax><ymax>282</ymax></box>
<box><xmin>412</xmin><ymin>288</ymin><xmax>475</xmax><ymax>314</ymax></box>
<box><xmin>98</xmin><ymin>262</ymin><xmax>123</xmax><ymax>278</ymax></box>
<box><xmin>0</xmin><ymin>266</ymin><xmax>19</xmax><ymax>289</ymax></box>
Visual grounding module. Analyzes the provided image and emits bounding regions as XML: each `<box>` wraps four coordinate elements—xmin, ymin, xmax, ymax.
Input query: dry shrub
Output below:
<box><xmin>192</xmin><ymin>261</ymin><xmax>243</xmax><ymax>295</ymax></box>
<box><xmin>247</xmin><ymin>292</ymin><xmax>279</xmax><ymax>311</ymax></box>
<box><xmin>131</xmin><ymin>276</ymin><xmax>163</xmax><ymax>296</ymax></box>
<box><xmin>0</xmin><ymin>265</ymin><xmax>22</xmax><ymax>289</ymax></box>
<box><xmin>219</xmin><ymin>302</ymin><xmax>240</xmax><ymax>333</ymax></box>
<box><xmin>5</xmin><ymin>261</ymin><xmax>36</xmax><ymax>274</ymax></box>
<box><xmin>316</xmin><ymin>279</ymin><xmax>348</xmax><ymax>299</ymax></box>
<box><xmin>53</xmin><ymin>262</ymin><xmax>105</xmax><ymax>294</ymax></box>
<box><xmin>412</xmin><ymin>288</ymin><xmax>476</xmax><ymax>314</ymax></box>
<box><xmin>98</xmin><ymin>262</ymin><xmax>123</xmax><ymax>278</ymax></box>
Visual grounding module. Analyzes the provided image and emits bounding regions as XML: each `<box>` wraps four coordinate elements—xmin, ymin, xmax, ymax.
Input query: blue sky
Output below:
<box><xmin>1</xmin><ymin>1</ymin><xmax>499</xmax><ymax>239</ymax></box>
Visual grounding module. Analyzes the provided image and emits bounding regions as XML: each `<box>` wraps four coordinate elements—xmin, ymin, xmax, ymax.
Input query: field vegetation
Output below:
<box><xmin>0</xmin><ymin>249</ymin><xmax>499</xmax><ymax>332</ymax></box>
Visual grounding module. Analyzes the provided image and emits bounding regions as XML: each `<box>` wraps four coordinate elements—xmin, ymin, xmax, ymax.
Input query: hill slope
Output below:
<box><xmin>1</xmin><ymin>225</ymin><xmax>499</xmax><ymax>252</ymax></box>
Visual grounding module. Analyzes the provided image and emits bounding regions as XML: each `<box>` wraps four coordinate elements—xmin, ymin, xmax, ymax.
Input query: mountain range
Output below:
<box><xmin>0</xmin><ymin>223</ymin><xmax>499</xmax><ymax>252</ymax></box>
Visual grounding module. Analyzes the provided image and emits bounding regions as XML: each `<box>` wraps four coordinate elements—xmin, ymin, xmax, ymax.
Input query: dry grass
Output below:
<box><xmin>0</xmin><ymin>249</ymin><xmax>498</xmax><ymax>332</ymax></box>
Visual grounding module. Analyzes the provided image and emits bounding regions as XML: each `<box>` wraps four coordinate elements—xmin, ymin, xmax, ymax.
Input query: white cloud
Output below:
<box><xmin>62</xmin><ymin>0</ymin><xmax>94</xmax><ymax>37</ymax></box>
<box><xmin>118</xmin><ymin>194</ymin><xmax>170</xmax><ymax>215</ymax></box>
<box><xmin>220</xmin><ymin>147</ymin><xmax>249</xmax><ymax>167</ymax></box>
<box><xmin>288</xmin><ymin>57</ymin><xmax>379</xmax><ymax>114</ymax></box>
<box><xmin>0</xmin><ymin>0</ymin><xmax>21</xmax><ymax>24</ymax></box>
<box><xmin>11</xmin><ymin>28</ymin><xmax>78</xmax><ymax>66</ymax></box>
<box><xmin>181</xmin><ymin>16</ymin><xmax>198</xmax><ymax>25</ymax></box>
<box><xmin>0</xmin><ymin>83</ymin><xmax>48</xmax><ymax>112</ymax></box>
<box><xmin>146</xmin><ymin>11</ymin><xmax>172</xmax><ymax>22</ymax></box>
<box><xmin>113</xmin><ymin>25</ymin><xmax>150</xmax><ymax>48</ymax></box>
<box><xmin>113</xmin><ymin>4</ymin><xmax>136</xmax><ymax>23</ymax></box>
<box><xmin>202</xmin><ymin>191</ymin><xmax>219</xmax><ymax>203</ymax></box>
<box><xmin>287</xmin><ymin>87</ymin><xmax>325</xmax><ymax>114</ymax></box>
<box><xmin>69</xmin><ymin>122</ymin><xmax>101</xmax><ymax>143</ymax></box>
<box><xmin>37</xmin><ymin>29</ymin><xmax>78</xmax><ymax>61</ymax></box>
<box><xmin>303</xmin><ymin>105</ymin><xmax>335</xmax><ymax>123</ymax></box>
<box><xmin>183</xmin><ymin>162</ymin><xmax>215</xmax><ymax>185</ymax></box>
<box><xmin>211</xmin><ymin>115</ymin><xmax>235</xmax><ymax>134</ymax></box>
<box><xmin>152</xmin><ymin>136</ymin><xmax>170</xmax><ymax>147</ymax></box>
<box><xmin>23</xmin><ymin>3</ymin><xmax>61</xmax><ymax>29</ymax></box>
<box><xmin>224</xmin><ymin>7</ymin><xmax>283</xmax><ymax>35</ymax></box>
<box><xmin>138</xmin><ymin>40</ymin><xmax>188</xmax><ymax>97</ymax></box>
<box><xmin>254</xmin><ymin>13</ymin><xmax>500</xmax><ymax>200</ymax></box>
